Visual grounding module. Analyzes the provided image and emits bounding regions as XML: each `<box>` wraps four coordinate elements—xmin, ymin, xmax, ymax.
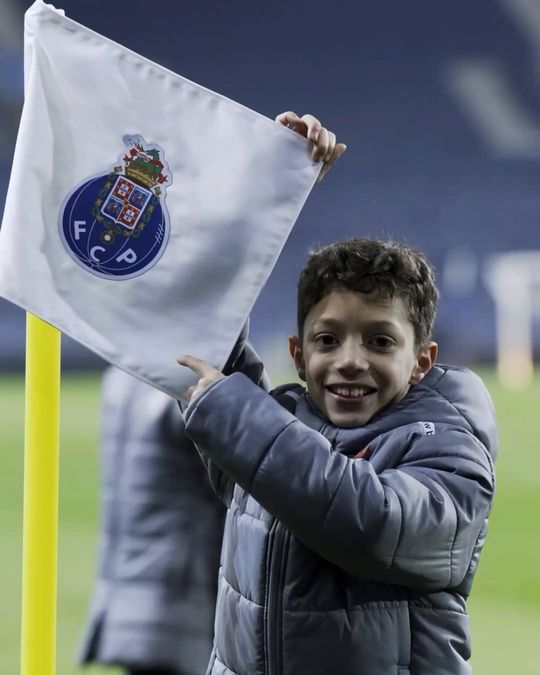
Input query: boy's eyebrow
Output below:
<box><xmin>311</xmin><ymin>318</ymin><xmax>341</xmax><ymax>328</ymax></box>
<box><xmin>311</xmin><ymin>318</ymin><xmax>402</xmax><ymax>332</ymax></box>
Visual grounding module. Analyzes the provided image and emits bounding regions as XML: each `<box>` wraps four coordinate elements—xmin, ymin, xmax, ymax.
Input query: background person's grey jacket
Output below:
<box><xmin>79</xmin><ymin>367</ymin><xmax>226</xmax><ymax>674</ymax></box>
<box><xmin>185</xmin><ymin>364</ymin><xmax>497</xmax><ymax>675</ymax></box>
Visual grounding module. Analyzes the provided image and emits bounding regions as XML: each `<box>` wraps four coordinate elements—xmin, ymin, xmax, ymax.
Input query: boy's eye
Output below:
<box><xmin>369</xmin><ymin>335</ymin><xmax>395</xmax><ymax>350</ymax></box>
<box><xmin>315</xmin><ymin>333</ymin><xmax>338</xmax><ymax>347</ymax></box>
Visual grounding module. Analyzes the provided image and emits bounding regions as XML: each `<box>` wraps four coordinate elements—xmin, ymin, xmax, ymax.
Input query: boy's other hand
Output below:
<box><xmin>177</xmin><ymin>355</ymin><xmax>225</xmax><ymax>402</ymax></box>
<box><xmin>275</xmin><ymin>111</ymin><xmax>347</xmax><ymax>181</ymax></box>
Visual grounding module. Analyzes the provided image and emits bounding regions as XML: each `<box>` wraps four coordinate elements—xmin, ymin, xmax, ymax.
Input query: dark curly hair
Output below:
<box><xmin>296</xmin><ymin>238</ymin><xmax>439</xmax><ymax>347</ymax></box>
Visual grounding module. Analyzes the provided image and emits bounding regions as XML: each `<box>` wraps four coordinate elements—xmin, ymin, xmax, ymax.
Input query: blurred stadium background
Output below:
<box><xmin>1</xmin><ymin>0</ymin><xmax>539</xmax><ymax>673</ymax></box>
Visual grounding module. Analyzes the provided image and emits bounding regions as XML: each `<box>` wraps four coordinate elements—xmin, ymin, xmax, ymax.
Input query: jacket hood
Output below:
<box><xmin>300</xmin><ymin>364</ymin><xmax>498</xmax><ymax>461</ymax></box>
<box><xmin>368</xmin><ymin>364</ymin><xmax>498</xmax><ymax>461</ymax></box>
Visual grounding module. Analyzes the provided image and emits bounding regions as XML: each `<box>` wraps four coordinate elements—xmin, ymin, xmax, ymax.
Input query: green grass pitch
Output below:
<box><xmin>0</xmin><ymin>369</ymin><xmax>538</xmax><ymax>674</ymax></box>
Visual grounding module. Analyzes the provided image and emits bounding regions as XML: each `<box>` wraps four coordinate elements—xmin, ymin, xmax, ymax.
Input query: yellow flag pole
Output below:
<box><xmin>20</xmin><ymin>313</ymin><xmax>61</xmax><ymax>675</ymax></box>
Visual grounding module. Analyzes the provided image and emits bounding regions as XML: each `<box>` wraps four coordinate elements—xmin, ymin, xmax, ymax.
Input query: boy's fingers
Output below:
<box><xmin>316</xmin><ymin>142</ymin><xmax>347</xmax><ymax>182</ymax></box>
<box><xmin>177</xmin><ymin>354</ymin><xmax>215</xmax><ymax>378</ymax></box>
<box><xmin>324</xmin><ymin>142</ymin><xmax>347</xmax><ymax>169</ymax></box>
<box><xmin>276</xmin><ymin>111</ymin><xmax>307</xmax><ymax>135</ymax></box>
<box><xmin>276</xmin><ymin>111</ymin><xmax>344</xmax><ymax>173</ymax></box>
<box><xmin>312</xmin><ymin>126</ymin><xmax>329</xmax><ymax>162</ymax></box>
<box><xmin>301</xmin><ymin>114</ymin><xmax>322</xmax><ymax>142</ymax></box>
<box><xmin>276</xmin><ymin>110</ymin><xmax>301</xmax><ymax>126</ymax></box>
<box><xmin>324</xmin><ymin>130</ymin><xmax>336</xmax><ymax>162</ymax></box>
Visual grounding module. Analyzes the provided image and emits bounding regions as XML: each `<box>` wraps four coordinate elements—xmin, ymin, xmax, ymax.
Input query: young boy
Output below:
<box><xmin>177</xmin><ymin>116</ymin><xmax>497</xmax><ymax>675</ymax></box>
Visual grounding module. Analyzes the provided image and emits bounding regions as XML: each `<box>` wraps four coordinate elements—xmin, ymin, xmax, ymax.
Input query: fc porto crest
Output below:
<box><xmin>59</xmin><ymin>135</ymin><xmax>172</xmax><ymax>279</ymax></box>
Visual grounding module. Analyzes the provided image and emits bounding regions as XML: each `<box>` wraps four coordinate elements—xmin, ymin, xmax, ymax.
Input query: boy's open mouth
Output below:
<box><xmin>325</xmin><ymin>384</ymin><xmax>377</xmax><ymax>400</ymax></box>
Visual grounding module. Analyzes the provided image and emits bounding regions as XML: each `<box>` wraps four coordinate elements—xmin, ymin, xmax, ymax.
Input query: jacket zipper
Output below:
<box><xmin>264</xmin><ymin>520</ymin><xmax>289</xmax><ymax>675</ymax></box>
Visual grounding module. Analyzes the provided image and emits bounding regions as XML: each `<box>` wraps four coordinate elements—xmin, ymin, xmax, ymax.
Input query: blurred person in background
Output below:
<box><xmin>78</xmin><ymin>366</ymin><xmax>226</xmax><ymax>675</ymax></box>
<box><xmin>79</xmin><ymin>322</ymin><xmax>267</xmax><ymax>675</ymax></box>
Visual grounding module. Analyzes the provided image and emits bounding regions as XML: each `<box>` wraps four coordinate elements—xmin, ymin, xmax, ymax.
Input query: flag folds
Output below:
<box><xmin>0</xmin><ymin>0</ymin><xmax>319</xmax><ymax>399</ymax></box>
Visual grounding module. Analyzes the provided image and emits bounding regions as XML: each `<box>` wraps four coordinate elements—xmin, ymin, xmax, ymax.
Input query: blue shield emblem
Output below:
<box><xmin>59</xmin><ymin>135</ymin><xmax>172</xmax><ymax>279</ymax></box>
<box><xmin>101</xmin><ymin>176</ymin><xmax>152</xmax><ymax>231</ymax></box>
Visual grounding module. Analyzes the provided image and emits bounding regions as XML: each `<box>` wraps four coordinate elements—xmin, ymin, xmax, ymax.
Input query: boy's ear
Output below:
<box><xmin>410</xmin><ymin>341</ymin><xmax>438</xmax><ymax>384</ymax></box>
<box><xmin>288</xmin><ymin>335</ymin><xmax>306</xmax><ymax>381</ymax></box>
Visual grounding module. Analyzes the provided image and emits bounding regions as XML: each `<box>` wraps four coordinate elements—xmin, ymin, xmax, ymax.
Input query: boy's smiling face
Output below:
<box><xmin>289</xmin><ymin>287</ymin><xmax>437</xmax><ymax>428</ymax></box>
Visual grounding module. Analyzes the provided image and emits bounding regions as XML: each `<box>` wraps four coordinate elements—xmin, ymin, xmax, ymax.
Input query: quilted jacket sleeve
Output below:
<box><xmin>189</xmin><ymin>336</ymin><xmax>270</xmax><ymax>506</ymax></box>
<box><xmin>184</xmin><ymin>373</ymin><xmax>495</xmax><ymax>591</ymax></box>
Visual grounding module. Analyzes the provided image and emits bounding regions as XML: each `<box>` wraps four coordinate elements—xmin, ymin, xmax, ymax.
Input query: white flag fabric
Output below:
<box><xmin>0</xmin><ymin>0</ymin><xmax>319</xmax><ymax>400</ymax></box>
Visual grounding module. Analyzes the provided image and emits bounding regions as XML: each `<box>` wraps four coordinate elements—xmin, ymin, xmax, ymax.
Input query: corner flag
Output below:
<box><xmin>0</xmin><ymin>0</ymin><xmax>319</xmax><ymax>401</ymax></box>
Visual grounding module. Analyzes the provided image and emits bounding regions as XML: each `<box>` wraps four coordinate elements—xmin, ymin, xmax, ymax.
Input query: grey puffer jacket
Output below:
<box><xmin>184</xmin><ymin>364</ymin><xmax>497</xmax><ymax>675</ymax></box>
<box><xmin>79</xmin><ymin>367</ymin><xmax>226</xmax><ymax>674</ymax></box>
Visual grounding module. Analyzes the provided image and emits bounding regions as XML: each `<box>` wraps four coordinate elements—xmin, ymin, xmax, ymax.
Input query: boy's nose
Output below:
<box><xmin>336</xmin><ymin>343</ymin><xmax>369</xmax><ymax>374</ymax></box>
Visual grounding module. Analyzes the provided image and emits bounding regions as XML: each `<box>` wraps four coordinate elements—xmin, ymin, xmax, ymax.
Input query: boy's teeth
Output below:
<box><xmin>331</xmin><ymin>385</ymin><xmax>371</xmax><ymax>398</ymax></box>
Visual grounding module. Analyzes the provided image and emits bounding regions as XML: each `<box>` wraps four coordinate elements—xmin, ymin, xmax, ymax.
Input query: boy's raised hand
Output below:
<box><xmin>275</xmin><ymin>111</ymin><xmax>347</xmax><ymax>181</ymax></box>
<box><xmin>177</xmin><ymin>354</ymin><xmax>225</xmax><ymax>402</ymax></box>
